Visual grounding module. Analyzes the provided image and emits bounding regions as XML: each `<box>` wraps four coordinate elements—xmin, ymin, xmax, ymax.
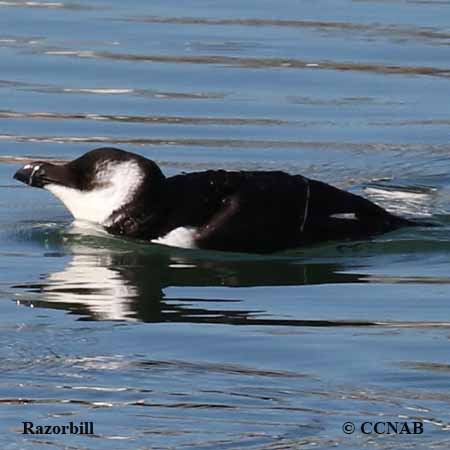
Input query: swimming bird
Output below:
<box><xmin>14</xmin><ymin>147</ymin><xmax>423</xmax><ymax>253</ymax></box>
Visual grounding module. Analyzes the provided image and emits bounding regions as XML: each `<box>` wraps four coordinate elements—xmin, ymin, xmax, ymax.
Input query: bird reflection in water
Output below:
<box><xmin>12</xmin><ymin>233</ymin><xmax>369</xmax><ymax>325</ymax></box>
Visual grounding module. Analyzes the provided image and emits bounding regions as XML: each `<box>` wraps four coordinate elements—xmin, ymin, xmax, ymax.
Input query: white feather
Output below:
<box><xmin>152</xmin><ymin>227</ymin><xmax>198</xmax><ymax>249</ymax></box>
<box><xmin>330</xmin><ymin>213</ymin><xmax>357</xmax><ymax>220</ymax></box>
<box><xmin>45</xmin><ymin>161</ymin><xmax>143</xmax><ymax>224</ymax></box>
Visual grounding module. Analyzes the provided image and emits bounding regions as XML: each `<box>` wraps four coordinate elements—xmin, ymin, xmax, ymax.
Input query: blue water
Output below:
<box><xmin>1</xmin><ymin>1</ymin><xmax>450</xmax><ymax>448</ymax></box>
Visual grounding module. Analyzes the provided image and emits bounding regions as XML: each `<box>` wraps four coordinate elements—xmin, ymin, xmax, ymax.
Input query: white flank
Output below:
<box><xmin>152</xmin><ymin>227</ymin><xmax>198</xmax><ymax>249</ymax></box>
<box><xmin>46</xmin><ymin>161</ymin><xmax>143</xmax><ymax>224</ymax></box>
<box><xmin>330</xmin><ymin>213</ymin><xmax>358</xmax><ymax>220</ymax></box>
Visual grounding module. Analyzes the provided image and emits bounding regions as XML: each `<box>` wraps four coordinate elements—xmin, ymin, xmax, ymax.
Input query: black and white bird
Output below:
<box><xmin>14</xmin><ymin>147</ymin><xmax>424</xmax><ymax>253</ymax></box>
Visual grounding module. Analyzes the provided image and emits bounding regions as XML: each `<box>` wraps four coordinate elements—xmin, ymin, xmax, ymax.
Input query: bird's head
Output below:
<box><xmin>14</xmin><ymin>147</ymin><xmax>165</xmax><ymax>225</ymax></box>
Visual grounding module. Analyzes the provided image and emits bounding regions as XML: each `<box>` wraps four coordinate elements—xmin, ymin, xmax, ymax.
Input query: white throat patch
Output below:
<box><xmin>46</xmin><ymin>161</ymin><xmax>143</xmax><ymax>224</ymax></box>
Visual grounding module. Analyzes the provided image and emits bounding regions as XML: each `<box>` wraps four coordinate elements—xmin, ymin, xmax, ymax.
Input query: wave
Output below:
<box><xmin>42</xmin><ymin>49</ymin><xmax>450</xmax><ymax>77</ymax></box>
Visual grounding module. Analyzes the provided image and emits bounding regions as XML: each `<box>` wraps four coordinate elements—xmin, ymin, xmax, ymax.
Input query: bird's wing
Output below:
<box><xmin>195</xmin><ymin>178</ymin><xmax>309</xmax><ymax>253</ymax></box>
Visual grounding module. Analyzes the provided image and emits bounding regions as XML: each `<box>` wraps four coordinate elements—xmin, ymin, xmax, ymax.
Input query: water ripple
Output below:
<box><xmin>2</xmin><ymin>133</ymin><xmax>449</xmax><ymax>152</ymax></box>
<box><xmin>0</xmin><ymin>110</ymin><xmax>295</xmax><ymax>126</ymax></box>
<box><xmin>0</xmin><ymin>0</ymin><xmax>97</xmax><ymax>10</ymax></box>
<box><xmin>0</xmin><ymin>79</ymin><xmax>224</xmax><ymax>100</ymax></box>
<box><xmin>43</xmin><ymin>50</ymin><xmax>450</xmax><ymax>77</ymax></box>
<box><xmin>124</xmin><ymin>16</ymin><xmax>450</xmax><ymax>44</ymax></box>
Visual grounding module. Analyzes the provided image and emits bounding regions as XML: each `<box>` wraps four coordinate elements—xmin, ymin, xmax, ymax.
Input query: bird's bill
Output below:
<box><xmin>13</xmin><ymin>165</ymin><xmax>36</xmax><ymax>185</ymax></box>
<box><xmin>13</xmin><ymin>162</ymin><xmax>67</xmax><ymax>188</ymax></box>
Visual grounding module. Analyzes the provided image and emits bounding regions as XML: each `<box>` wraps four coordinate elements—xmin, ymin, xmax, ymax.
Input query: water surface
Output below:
<box><xmin>1</xmin><ymin>1</ymin><xmax>450</xmax><ymax>448</ymax></box>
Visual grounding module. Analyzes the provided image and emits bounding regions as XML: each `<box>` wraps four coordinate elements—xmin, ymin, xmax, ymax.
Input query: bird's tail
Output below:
<box><xmin>386</xmin><ymin>214</ymin><xmax>437</xmax><ymax>229</ymax></box>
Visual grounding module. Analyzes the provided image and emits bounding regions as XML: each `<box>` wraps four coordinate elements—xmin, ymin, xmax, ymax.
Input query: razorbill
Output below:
<box><xmin>14</xmin><ymin>147</ymin><xmax>423</xmax><ymax>253</ymax></box>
